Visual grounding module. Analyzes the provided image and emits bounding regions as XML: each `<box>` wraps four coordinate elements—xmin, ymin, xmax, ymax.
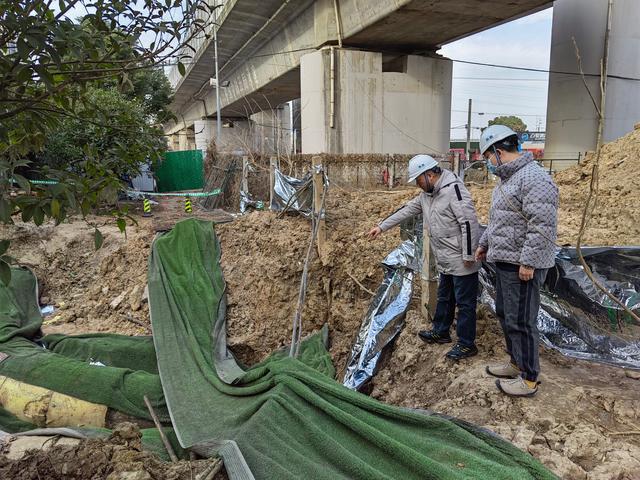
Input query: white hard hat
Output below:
<box><xmin>479</xmin><ymin>125</ymin><xmax>517</xmax><ymax>155</ymax></box>
<box><xmin>407</xmin><ymin>154</ymin><xmax>439</xmax><ymax>183</ymax></box>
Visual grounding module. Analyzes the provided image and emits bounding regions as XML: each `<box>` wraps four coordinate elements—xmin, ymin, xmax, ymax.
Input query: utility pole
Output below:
<box><xmin>213</xmin><ymin>1</ymin><xmax>222</xmax><ymax>142</ymax></box>
<box><xmin>465</xmin><ymin>98</ymin><xmax>472</xmax><ymax>162</ymax></box>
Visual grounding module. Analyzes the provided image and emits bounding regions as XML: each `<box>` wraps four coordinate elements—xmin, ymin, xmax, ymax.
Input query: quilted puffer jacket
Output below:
<box><xmin>479</xmin><ymin>152</ymin><xmax>558</xmax><ymax>269</ymax></box>
<box><xmin>379</xmin><ymin>169</ymin><xmax>480</xmax><ymax>277</ymax></box>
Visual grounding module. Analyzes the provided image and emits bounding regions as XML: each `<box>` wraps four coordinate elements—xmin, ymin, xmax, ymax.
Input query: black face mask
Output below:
<box><xmin>422</xmin><ymin>173</ymin><xmax>434</xmax><ymax>193</ymax></box>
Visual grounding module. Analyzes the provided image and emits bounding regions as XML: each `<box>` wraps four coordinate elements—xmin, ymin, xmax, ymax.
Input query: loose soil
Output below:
<box><xmin>2</xmin><ymin>130</ymin><xmax>640</xmax><ymax>478</ymax></box>
<box><xmin>0</xmin><ymin>423</ymin><xmax>226</xmax><ymax>480</ymax></box>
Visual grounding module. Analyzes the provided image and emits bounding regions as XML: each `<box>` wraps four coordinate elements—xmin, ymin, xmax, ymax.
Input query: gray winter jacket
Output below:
<box><xmin>479</xmin><ymin>152</ymin><xmax>558</xmax><ymax>269</ymax></box>
<box><xmin>379</xmin><ymin>169</ymin><xmax>480</xmax><ymax>277</ymax></box>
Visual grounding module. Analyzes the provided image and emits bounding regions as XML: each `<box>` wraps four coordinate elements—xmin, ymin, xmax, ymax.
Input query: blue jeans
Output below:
<box><xmin>432</xmin><ymin>272</ymin><xmax>479</xmax><ymax>347</ymax></box>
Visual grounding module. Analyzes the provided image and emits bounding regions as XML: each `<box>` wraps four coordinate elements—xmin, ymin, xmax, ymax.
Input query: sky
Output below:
<box><xmin>438</xmin><ymin>7</ymin><xmax>553</xmax><ymax>140</ymax></box>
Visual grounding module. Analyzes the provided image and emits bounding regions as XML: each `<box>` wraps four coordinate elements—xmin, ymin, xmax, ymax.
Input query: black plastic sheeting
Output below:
<box><xmin>480</xmin><ymin>246</ymin><xmax>640</xmax><ymax>369</ymax></box>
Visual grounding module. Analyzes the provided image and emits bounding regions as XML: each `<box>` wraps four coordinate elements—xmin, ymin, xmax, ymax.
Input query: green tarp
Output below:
<box><xmin>149</xmin><ymin>219</ymin><xmax>557</xmax><ymax>480</ymax></box>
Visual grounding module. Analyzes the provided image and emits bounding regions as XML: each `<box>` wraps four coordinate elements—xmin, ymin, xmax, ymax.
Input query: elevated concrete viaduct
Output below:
<box><xmin>166</xmin><ymin>0</ymin><xmax>640</xmax><ymax>164</ymax></box>
<box><xmin>165</xmin><ymin>0</ymin><xmax>551</xmax><ymax>155</ymax></box>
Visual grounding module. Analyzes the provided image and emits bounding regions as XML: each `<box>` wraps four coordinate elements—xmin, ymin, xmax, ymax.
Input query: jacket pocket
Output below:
<box><xmin>437</xmin><ymin>234</ymin><xmax>463</xmax><ymax>271</ymax></box>
<box><xmin>440</xmin><ymin>234</ymin><xmax>461</xmax><ymax>253</ymax></box>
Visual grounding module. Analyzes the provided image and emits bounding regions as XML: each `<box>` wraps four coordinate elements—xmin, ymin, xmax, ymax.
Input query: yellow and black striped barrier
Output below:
<box><xmin>142</xmin><ymin>198</ymin><xmax>152</xmax><ymax>217</ymax></box>
<box><xmin>184</xmin><ymin>198</ymin><xmax>192</xmax><ymax>214</ymax></box>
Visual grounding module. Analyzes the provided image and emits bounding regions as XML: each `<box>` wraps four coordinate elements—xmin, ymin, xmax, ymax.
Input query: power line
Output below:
<box><xmin>453</xmin><ymin>77</ymin><xmax>547</xmax><ymax>81</ymax></box>
<box><xmin>448</xmin><ymin>58</ymin><xmax>640</xmax><ymax>82</ymax></box>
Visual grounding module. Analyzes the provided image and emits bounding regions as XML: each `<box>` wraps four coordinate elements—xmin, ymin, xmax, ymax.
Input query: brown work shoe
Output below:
<box><xmin>486</xmin><ymin>362</ymin><xmax>520</xmax><ymax>379</ymax></box>
<box><xmin>495</xmin><ymin>377</ymin><xmax>539</xmax><ymax>397</ymax></box>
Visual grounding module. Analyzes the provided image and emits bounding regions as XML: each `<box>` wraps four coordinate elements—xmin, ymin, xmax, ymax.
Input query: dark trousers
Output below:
<box><xmin>495</xmin><ymin>262</ymin><xmax>548</xmax><ymax>382</ymax></box>
<box><xmin>432</xmin><ymin>272</ymin><xmax>478</xmax><ymax>347</ymax></box>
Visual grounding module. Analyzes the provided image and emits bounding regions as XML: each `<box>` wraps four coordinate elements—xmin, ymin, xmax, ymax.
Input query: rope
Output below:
<box><xmin>127</xmin><ymin>189</ymin><xmax>221</xmax><ymax>197</ymax></box>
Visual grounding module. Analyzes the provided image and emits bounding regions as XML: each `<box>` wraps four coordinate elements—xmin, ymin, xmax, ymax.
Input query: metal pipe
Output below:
<box><xmin>289</xmin><ymin>101</ymin><xmax>294</xmax><ymax>154</ymax></box>
<box><xmin>333</xmin><ymin>0</ymin><xmax>343</xmax><ymax>48</ymax></box>
<box><xmin>330</xmin><ymin>47</ymin><xmax>336</xmax><ymax>129</ymax></box>
<box><xmin>213</xmin><ymin>0</ymin><xmax>222</xmax><ymax>142</ymax></box>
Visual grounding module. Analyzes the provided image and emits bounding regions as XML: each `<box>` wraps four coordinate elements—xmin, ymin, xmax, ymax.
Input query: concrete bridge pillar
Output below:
<box><xmin>194</xmin><ymin>120</ymin><xmax>216</xmax><ymax>154</ymax></box>
<box><xmin>178</xmin><ymin>126</ymin><xmax>195</xmax><ymax>151</ymax></box>
<box><xmin>545</xmin><ymin>0</ymin><xmax>640</xmax><ymax>169</ymax></box>
<box><xmin>300</xmin><ymin>48</ymin><xmax>452</xmax><ymax>155</ymax></box>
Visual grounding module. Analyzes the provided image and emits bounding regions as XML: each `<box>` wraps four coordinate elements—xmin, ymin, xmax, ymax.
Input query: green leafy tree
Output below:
<box><xmin>37</xmin><ymin>87</ymin><xmax>166</xmax><ymax>174</ymax></box>
<box><xmin>487</xmin><ymin>115</ymin><xmax>528</xmax><ymax>133</ymax></box>
<box><xmin>0</xmin><ymin>0</ymin><xmax>216</xmax><ymax>282</ymax></box>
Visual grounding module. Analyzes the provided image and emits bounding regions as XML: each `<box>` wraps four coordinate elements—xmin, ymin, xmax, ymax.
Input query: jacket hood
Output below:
<box><xmin>431</xmin><ymin>169</ymin><xmax>459</xmax><ymax>195</ymax></box>
<box><xmin>496</xmin><ymin>151</ymin><xmax>535</xmax><ymax>180</ymax></box>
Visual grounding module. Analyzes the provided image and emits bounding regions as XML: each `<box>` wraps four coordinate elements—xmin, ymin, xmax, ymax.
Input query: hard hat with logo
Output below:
<box><xmin>479</xmin><ymin>125</ymin><xmax>518</xmax><ymax>155</ymax></box>
<box><xmin>407</xmin><ymin>154</ymin><xmax>439</xmax><ymax>183</ymax></box>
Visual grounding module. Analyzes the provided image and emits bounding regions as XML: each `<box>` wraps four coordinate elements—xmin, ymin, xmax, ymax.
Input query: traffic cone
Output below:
<box><xmin>142</xmin><ymin>198</ymin><xmax>152</xmax><ymax>217</ymax></box>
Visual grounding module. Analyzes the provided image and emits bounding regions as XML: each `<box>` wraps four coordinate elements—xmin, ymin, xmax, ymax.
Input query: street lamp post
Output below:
<box><xmin>213</xmin><ymin>2</ymin><xmax>221</xmax><ymax>142</ymax></box>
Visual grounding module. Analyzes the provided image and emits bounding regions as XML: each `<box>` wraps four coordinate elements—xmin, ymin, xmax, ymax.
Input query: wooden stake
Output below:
<box><xmin>143</xmin><ymin>395</ymin><xmax>178</xmax><ymax>463</ymax></box>
<box><xmin>421</xmin><ymin>236</ymin><xmax>438</xmax><ymax>322</ymax></box>
<box><xmin>312</xmin><ymin>156</ymin><xmax>327</xmax><ymax>261</ymax></box>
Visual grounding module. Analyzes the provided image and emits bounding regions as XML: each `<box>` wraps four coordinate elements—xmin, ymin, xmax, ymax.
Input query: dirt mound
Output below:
<box><xmin>0</xmin><ymin>217</ymin><xmax>153</xmax><ymax>336</ymax></box>
<box><xmin>469</xmin><ymin>126</ymin><xmax>640</xmax><ymax>246</ymax></box>
<box><xmin>0</xmin><ymin>423</ymin><xmax>226</xmax><ymax>480</ymax></box>
<box><xmin>217</xmin><ymin>187</ymin><xmax>417</xmax><ymax>371</ymax></box>
<box><xmin>554</xmin><ymin>124</ymin><xmax>640</xmax><ymax>246</ymax></box>
<box><xmin>218</xmin><ymin>185</ymin><xmax>640</xmax><ymax>479</ymax></box>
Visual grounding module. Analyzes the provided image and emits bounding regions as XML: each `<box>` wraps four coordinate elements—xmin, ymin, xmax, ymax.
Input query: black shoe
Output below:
<box><xmin>418</xmin><ymin>330</ymin><xmax>452</xmax><ymax>344</ymax></box>
<box><xmin>446</xmin><ymin>343</ymin><xmax>478</xmax><ymax>360</ymax></box>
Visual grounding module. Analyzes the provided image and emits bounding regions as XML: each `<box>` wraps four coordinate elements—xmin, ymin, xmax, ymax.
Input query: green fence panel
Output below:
<box><xmin>155</xmin><ymin>150</ymin><xmax>204</xmax><ymax>192</ymax></box>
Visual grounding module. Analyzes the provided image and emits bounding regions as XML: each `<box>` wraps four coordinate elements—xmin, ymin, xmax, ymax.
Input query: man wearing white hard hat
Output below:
<box><xmin>368</xmin><ymin>155</ymin><xmax>481</xmax><ymax>360</ymax></box>
<box><xmin>476</xmin><ymin>124</ymin><xmax>558</xmax><ymax>397</ymax></box>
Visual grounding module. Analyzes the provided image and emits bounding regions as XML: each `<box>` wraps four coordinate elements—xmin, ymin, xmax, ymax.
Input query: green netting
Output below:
<box><xmin>0</xmin><ymin>406</ymin><xmax>36</xmax><ymax>433</ymax></box>
<box><xmin>155</xmin><ymin>149</ymin><xmax>204</xmax><ymax>192</ymax></box>
<box><xmin>0</xmin><ymin>268</ymin><xmax>167</xmax><ymax>422</ymax></box>
<box><xmin>149</xmin><ymin>218</ymin><xmax>557</xmax><ymax>480</ymax></box>
<box><xmin>43</xmin><ymin>333</ymin><xmax>159</xmax><ymax>374</ymax></box>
